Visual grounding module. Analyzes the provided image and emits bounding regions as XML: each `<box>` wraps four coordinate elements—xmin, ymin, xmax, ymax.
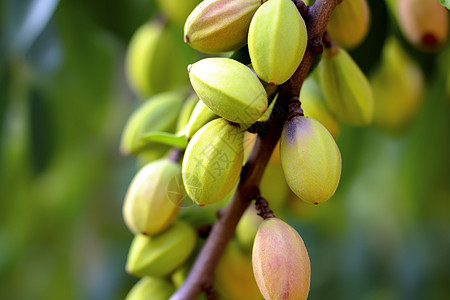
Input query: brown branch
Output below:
<box><xmin>169</xmin><ymin>1</ymin><xmax>340</xmax><ymax>299</ymax></box>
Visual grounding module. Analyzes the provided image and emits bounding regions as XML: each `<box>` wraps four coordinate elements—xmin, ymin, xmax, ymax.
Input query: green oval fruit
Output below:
<box><xmin>319</xmin><ymin>47</ymin><xmax>374</xmax><ymax>126</ymax></box>
<box><xmin>184</xmin><ymin>100</ymin><xmax>218</xmax><ymax>140</ymax></box>
<box><xmin>120</xmin><ymin>91</ymin><xmax>185</xmax><ymax>155</ymax></box>
<box><xmin>248</xmin><ymin>0</ymin><xmax>307</xmax><ymax>85</ymax></box>
<box><xmin>300</xmin><ymin>76</ymin><xmax>340</xmax><ymax>137</ymax></box>
<box><xmin>125</xmin><ymin>277</ymin><xmax>175</xmax><ymax>300</ymax></box>
<box><xmin>188</xmin><ymin>58</ymin><xmax>268</xmax><ymax>124</ymax></box>
<box><xmin>182</xmin><ymin>118</ymin><xmax>244</xmax><ymax>206</ymax></box>
<box><xmin>252</xmin><ymin>218</ymin><xmax>310</xmax><ymax>300</ymax></box>
<box><xmin>215</xmin><ymin>241</ymin><xmax>263</xmax><ymax>300</ymax></box>
<box><xmin>397</xmin><ymin>0</ymin><xmax>449</xmax><ymax>52</ymax></box>
<box><xmin>370</xmin><ymin>38</ymin><xmax>425</xmax><ymax>134</ymax></box>
<box><xmin>176</xmin><ymin>93</ymin><xmax>200</xmax><ymax>134</ymax></box>
<box><xmin>280</xmin><ymin>116</ymin><xmax>341</xmax><ymax>204</ymax></box>
<box><xmin>125</xmin><ymin>20</ymin><xmax>190</xmax><ymax>97</ymax></box>
<box><xmin>156</xmin><ymin>0</ymin><xmax>202</xmax><ymax>28</ymax></box>
<box><xmin>123</xmin><ymin>159</ymin><xmax>183</xmax><ymax>235</ymax></box>
<box><xmin>327</xmin><ymin>0</ymin><xmax>371</xmax><ymax>49</ymax></box>
<box><xmin>235</xmin><ymin>206</ymin><xmax>263</xmax><ymax>251</ymax></box>
<box><xmin>126</xmin><ymin>221</ymin><xmax>197</xmax><ymax>277</ymax></box>
<box><xmin>184</xmin><ymin>0</ymin><xmax>262</xmax><ymax>53</ymax></box>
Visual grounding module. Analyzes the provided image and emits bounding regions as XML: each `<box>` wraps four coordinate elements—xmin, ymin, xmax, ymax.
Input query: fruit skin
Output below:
<box><xmin>184</xmin><ymin>0</ymin><xmax>262</xmax><ymax>54</ymax></box>
<box><xmin>397</xmin><ymin>0</ymin><xmax>449</xmax><ymax>52</ymax></box>
<box><xmin>156</xmin><ymin>0</ymin><xmax>202</xmax><ymax>28</ymax></box>
<box><xmin>248</xmin><ymin>0</ymin><xmax>307</xmax><ymax>85</ymax></box>
<box><xmin>123</xmin><ymin>159</ymin><xmax>183</xmax><ymax>235</ymax></box>
<box><xmin>120</xmin><ymin>91</ymin><xmax>185</xmax><ymax>155</ymax></box>
<box><xmin>280</xmin><ymin>116</ymin><xmax>341</xmax><ymax>204</ymax></box>
<box><xmin>327</xmin><ymin>0</ymin><xmax>371</xmax><ymax>49</ymax></box>
<box><xmin>188</xmin><ymin>58</ymin><xmax>268</xmax><ymax>124</ymax></box>
<box><xmin>184</xmin><ymin>100</ymin><xmax>218</xmax><ymax>140</ymax></box>
<box><xmin>215</xmin><ymin>240</ymin><xmax>263</xmax><ymax>300</ymax></box>
<box><xmin>125</xmin><ymin>20</ymin><xmax>190</xmax><ymax>98</ymax></box>
<box><xmin>252</xmin><ymin>218</ymin><xmax>310</xmax><ymax>300</ymax></box>
<box><xmin>176</xmin><ymin>93</ymin><xmax>200</xmax><ymax>134</ymax></box>
<box><xmin>319</xmin><ymin>47</ymin><xmax>374</xmax><ymax>126</ymax></box>
<box><xmin>235</xmin><ymin>206</ymin><xmax>263</xmax><ymax>252</ymax></box>
<box><xmin>125</xmin><ymin>277</ymin><xmax>175</xmax><ymax>300</ymax></box>
<box><xmin>182</xmin><ymin>118</ymin><xmax>244</xmax><ymax>206</ymax></box>
<box><xmin>370</xmin><ymin>38</ymin><xmax>425</xmax><ymax>134</ymax></box>
<box><xmin>126</xmin><ymin>221</ymin><xmax>197</xmax><ymax>277</ymax></box>
<box><xmin>300</xmin><ymin>76</ymin><xmax>340</xmax><ymax>137</ymax></box>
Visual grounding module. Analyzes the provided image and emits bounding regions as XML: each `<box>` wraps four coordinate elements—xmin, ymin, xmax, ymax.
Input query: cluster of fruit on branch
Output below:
<box><xmin>119</xmin><ymin>0</ymin><xmax>449</xmax><ymax>299</ymax></box>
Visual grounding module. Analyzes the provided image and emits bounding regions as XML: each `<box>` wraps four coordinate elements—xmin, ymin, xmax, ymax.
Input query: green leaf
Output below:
<box><xmin>141</xmin><ymin>132</ymin><xmax>188</xmax><ymax>149</ymax></box>
<box><xmin>438</xmin><ymin>0</ymin><xmax>450</xmax><ymax>9</ymax></box>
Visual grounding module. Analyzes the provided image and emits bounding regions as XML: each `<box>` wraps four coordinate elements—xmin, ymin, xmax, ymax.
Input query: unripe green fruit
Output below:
<box><xmin>176</xmin><ymin>93</ymin><xmax>199</xmax><ymax>134</ymax></box>
<box><xmin>182</xmin><ymin>118</ymin><xmax>244</xmax><ymax>206</ymax></box>
<box><xmin>184</xmin><ymin>100</ymin><xmax>218</xmax><ymax>140</ymax></box>
<box><xmin>188</xmin><ymin>58</ymin><xmax>268</xmax><ymax>124</ymax></box>
<box><xmin>215</xmin><ymin>241</ymin><xmax>263</xmax><ymax>300</ymax></box>
<box><xmin>397</xmin><ymin>0</ymin><xmax>449</xmax><ymax>52</ymax></box>
<box><xmin>300</xmin><ymin>76</ymin><xmax>340</xmax><ymax>137</ymax></box>
<box><xmin>370</xmin><ymin>37</ymin><xmax>425</xmax><ymax>134</ymax></box>
<box><xmin>120</xmin><ymin>91</ymin><xmax>184</xmax><ymax>155</ymax></box>
<box><xmin>252</xmin><ymin>218</ymin><xmax>310</xmax><ymax>300</ymax></box>
<box><xmin>125</xmin><ymin>277</ymin><xmax>175</xmax><ymax>300</ymax></box>
<box><xmin>156</xmin><ymin>0</ymin><xmax>202</xmax><ymax>28</ymax></box>
<box><xmin>123</xmin><ymin>159</ymin><xmax>183</xmax><ymax>235</ymax></box>
<box><xmin>235</xmin><ymin>206</ymin><xmax>263</xmax><ymax>251</ymax></box>
<box><xmin>184</xmin><ymin>0</ymin><xmax>262</xmax><ymax>53</ymax></box>
<box><xmin>248</xmin><ymin>0</ymin><xmax>307</xmax><ymax>85</ymax></box>
<box><xmin>327</xmin><ymin>0</ymin><xmax>371</xmax><ymax>49</ymax></box>
<box><xmin>280</xmin><ymin>116</ymin><xmax>341</xmax><ymax>204</ymax></box>
<box><xmin>125</xmin><ymin>20</ymin><xmax>189</xmax><ymax>97</ymax></box>
<box><xmin>126</xmin><ymin>221</ymin><xmax>197</xmax><ymax>277</ymax></box>
<box><xmin>319</xmin><ymin>47</ymin><xmax>374</xmax><ymax>126</ymax></box>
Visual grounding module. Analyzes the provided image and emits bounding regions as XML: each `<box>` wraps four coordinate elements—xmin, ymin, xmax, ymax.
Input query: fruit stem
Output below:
<box><xmin>255</xmin><ymin>197</ymin><xmax>275</xmax><ymax>219</ymax></box>
<box><xmin>170</xmin><ymin>1</ymin><xmax>342</xmax><ymax>299</ymax></box>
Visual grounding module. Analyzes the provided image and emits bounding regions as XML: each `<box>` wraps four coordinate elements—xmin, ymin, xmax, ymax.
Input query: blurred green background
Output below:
<box><xmin>0</xmin><ymin>0</ymin><xmax>449</xmax><ymax>299</ymax></box>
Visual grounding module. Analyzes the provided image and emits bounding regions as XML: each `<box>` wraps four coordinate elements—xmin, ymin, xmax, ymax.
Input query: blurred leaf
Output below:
<box><xmin>438</xmin><ymin>0</ymin><xmax>450</xmax><ymax>9</ymax></box>
<box><xmin>141</xmin><ymin>132</ymin><xmax>188</xmax><ymax>149</ymax></box>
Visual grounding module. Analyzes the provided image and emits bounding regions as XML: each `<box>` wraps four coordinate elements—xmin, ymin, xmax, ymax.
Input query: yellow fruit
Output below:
<box><xmin>215</xmin><ymin>240</ymin><xmax>263</xmax><ymax>300</ymax></box>
<box><xmin>327</xmin><ymin>0</ymin><xmax>371</xmax><ymax>49</ymax></box>
<box><xmin>248</xmin><ymin>0</ymin><xmax>307</xmax><ymax>85</ymax></box>
<box><xmin>120</xmin><ymin>90</ymin><xmax>185</xmax><ymax>155</ymax></box>
<box><xmin>176</xmin><ymin>93</ymin><xmax>200</xmax><ymax>134</ymax></box>
<box><xmin>126</xmin><ymin>221</ymin><xmax>197</xmax><ymax>277</ymax></box>
<box><xmin>252</xmin><ymin>218</ymin><xmax>310</xmax><ymax>300</ymax></box>
<box><xmin>301</xmin><ymin>76</ymin><xmax>340</xmax><ymax>137</ymax></box>
<box><xmin>125</xmin><ymin>277</ymin><xmax>175</xmax><ymax>300</ymax></box>
<box><xmin>397</xmin><ymin>0</ymin><xmax>449</xmax><ymax>52</ymax></box>
<box><xmin>123</xmin><ymin>159</ymin><xmax>183</xmax><ymax>235</ymax></box>
<box><xmin>280</xmin><ymin>116</ymin><xmax>341</xmax><ymax>204</ymax></box>
<box><xmin>319</xmin><ymin>47</ymin><xmax>374</xmax><ymax>126</ymax></box>
<box><xmin>182</xmin><ymin>119</ymin><xmax>244</xmax><ymax>205</ymax></box>
<box><xmin>188</xmin><ymin>58</ymin><xmax>268</xmax><ymax>124</ymax></box>
<box><xmin>184</xmin><ymin>0</ymin><xmax>262</xmax><ymax>53</ymax></box>
<box><xmin>235</xmin><ymin>206</ymin><xmax>263</xmax><ymax>251</ymax></box>
<box><xmin>184</xmin><ymin>100</ymin><xmax>218</xmax><ymax>140</ymax></box>
<box><xmin>370</xmin><ymin>37</ymin><xmax>425</xmax><ymax>134</ymax></box>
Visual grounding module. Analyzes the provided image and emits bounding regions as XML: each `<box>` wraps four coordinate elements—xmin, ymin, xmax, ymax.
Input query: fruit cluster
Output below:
<box><xmin>119</xmin><ymin>0</ymin><xmax>449</xmax><ymax>299</ymax></box>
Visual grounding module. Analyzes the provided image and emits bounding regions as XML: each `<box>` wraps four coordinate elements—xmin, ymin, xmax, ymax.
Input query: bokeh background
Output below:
<box><xmin>1</xmin><ymin>0</ymin><xmax>449</xmax><ymax>299</ymax></box>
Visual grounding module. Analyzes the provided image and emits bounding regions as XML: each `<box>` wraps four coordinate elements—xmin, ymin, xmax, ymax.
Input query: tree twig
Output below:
<box><xmin>169</xmin><ymin>1</ymin><xmax>341</xmax><ymax>299</ymax></box>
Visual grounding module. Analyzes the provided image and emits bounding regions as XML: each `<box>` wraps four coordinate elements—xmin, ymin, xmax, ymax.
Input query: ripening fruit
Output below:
<box><xmin>397</xmin><ymin>0</ymin><xmax>449</xmax><ymax>52</ymax></box>
<box><xmin>188</xmin><ymin>58</ymin><xmax>268</xmax><ymax>124</ymax></box>
<box><xmin>248</xmin><ymin>0</ymin><xmax>308</xmax><ymax>85</ymax></box>
<box><xmin>125</xmin><ymin>277</ymin><xmax>175</xmax><ymax>300</ymax></box>
<box><xmin>126</xmin><ymin>221</ymin><xmax>197</xmax><ymax>277</ymax></box>
<box><xmin>319</xmin><ymin>46</ymin><xmax>374</xmax><ymax>126</ymax></box>
<box><xmin>235</xmin><ymin>206</ymin><xmax>263</xmax><ymax>251</ymax></box>
<box><xmin>182</xmin><ymin>118</ymin><xmax>244</xmax><ymax>206</ymax></box>
<box><xmin>120</xmin><ymin>91</ymin><xmax>184</xmax><ymax>155</ymax></box>
<box><xmin>176</xmin><ymin>93</ymin><xmax>200</xmax><ymax>134</ymax></box>
<box><xmin>184</xmin><ymin>100</ymin><xmax>218</xmax><ymax>140</ymax></box>
<box><xmin>280</xmin><ymin>116</ymin><xmax>341</xmax><ymax>204</ymax></box>
<box><xmin>156</xmin><ymin>0</ymin><xmax>202</xmax><ymax>28</ymax></box>
<box><xmin>300</xmin><ymin>76</ymin><xmax>340</xmax><ymax>137</ymax></box>
<box><xmin>123</xmin><ymin>159</ymin><xmax>183</xmax><ymax>235</ymax></box>
<box><xmin>327</xmin><ymin>0</ymin><xmax>371</xmax><ymax>49</ymax></box>
<box><xmin>252</xmin><ymin>218</ymin><xmax>310</xmax><ymax>300</ymax></box>
<box><xmin>370</xmin><ymin>37</ymin><xmax>425</xmax><ymax>134</ymax></box>
<box><xmin>184</xmin><ymin>0</ymin><xmax>262</xmax><ymax>53</ymax></box>
<box><xmin>215</xmin><ymin>241</ymin><xmax>263</xmax><ymax>300</ymax></box>
<box><xmin>125</xmin><ymin>20</ymin><xmax>189</xmax><ymax>97</ymax></box>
